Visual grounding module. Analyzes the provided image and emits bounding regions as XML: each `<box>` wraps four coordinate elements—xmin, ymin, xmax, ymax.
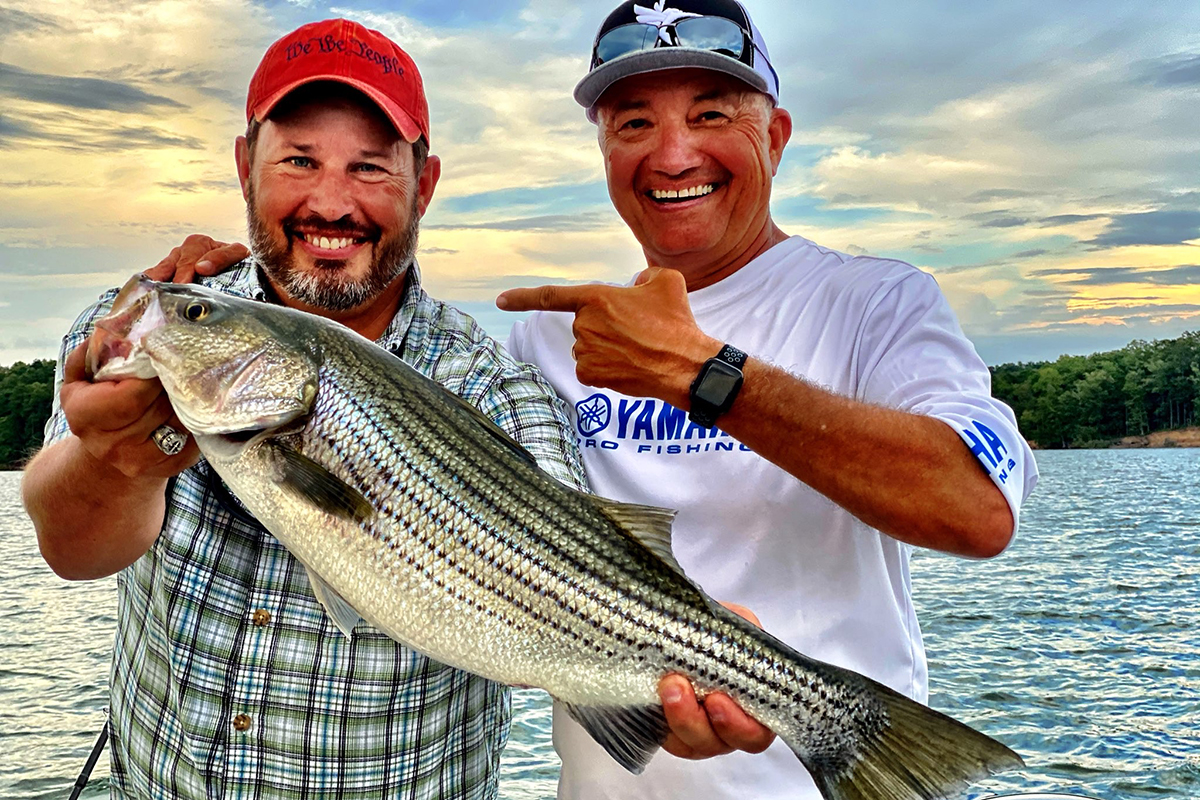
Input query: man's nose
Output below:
<box><xmin>304</xmin><ymin>169</ymin><xmax>357</xmax><ymax>222</ymax></box>
<box><xmin>648</xmin><ymin>121</ymin><xmax>703</xmax><ymax>177</ymax></box>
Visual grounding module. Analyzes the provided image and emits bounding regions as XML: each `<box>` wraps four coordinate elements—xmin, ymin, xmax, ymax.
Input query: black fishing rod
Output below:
<box><xmin>68</xmin><ymin>718</ymin><xmax>108</xmax><ymax>800</ymax></box>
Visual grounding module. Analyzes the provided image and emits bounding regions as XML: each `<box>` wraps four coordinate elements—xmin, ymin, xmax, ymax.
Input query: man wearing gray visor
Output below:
<box><xmin>500</xmin><ymin>1</ymin><xmax>1038</xmax><ymax>798</ymax></box>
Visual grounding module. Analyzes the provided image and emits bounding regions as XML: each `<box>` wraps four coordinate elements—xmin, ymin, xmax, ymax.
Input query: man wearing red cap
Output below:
<box><xmin>23</xmin><ymin>20</ymin><xmax>588</xmax><ymax>800</ymax></box>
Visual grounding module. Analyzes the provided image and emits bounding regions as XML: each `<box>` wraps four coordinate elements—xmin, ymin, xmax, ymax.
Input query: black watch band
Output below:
<box><xmin>688</xmin><ymin>344</ymin><xmax>747</xmax><ymax>429</ymax></box>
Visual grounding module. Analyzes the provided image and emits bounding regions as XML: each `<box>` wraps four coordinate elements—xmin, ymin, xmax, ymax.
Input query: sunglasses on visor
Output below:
<box><xmin>592</xmin><ymin>16</ymin><xmax>761</xmax><ymax>70</ymax></box>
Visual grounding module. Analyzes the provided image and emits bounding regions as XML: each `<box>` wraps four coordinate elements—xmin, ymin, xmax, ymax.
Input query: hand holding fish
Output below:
<box><xmin>659</xmin><ymin>603</ymin><xmax>776</xmax><ymax>759</ymax></box>
<box><xmin>60</xmin><ymin>341</ymin><xmax>199</xmax><ymax>478</ymax></box>
<box><xmin>498</xmin><ymin>268</ymin><xmax>721</xmax><ymax>408</ymax></box>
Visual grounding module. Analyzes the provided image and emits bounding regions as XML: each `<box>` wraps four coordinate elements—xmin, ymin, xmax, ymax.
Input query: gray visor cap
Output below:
<box><xmin>574</xmin><ymin>48</ymin><xmax>774</xmax><ymax>122</ymax></box>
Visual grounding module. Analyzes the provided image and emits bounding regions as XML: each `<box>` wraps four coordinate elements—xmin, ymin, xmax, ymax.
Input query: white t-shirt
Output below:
<box><xmin>506</xmin><ymin>235</ymin><xmax>1038</xmax><ymax>800</ymax></box>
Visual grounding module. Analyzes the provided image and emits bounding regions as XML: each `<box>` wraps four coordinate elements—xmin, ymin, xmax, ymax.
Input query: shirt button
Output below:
<box><xmin>252</xmin><ymin>609</ymin><xmax>271</xmax><ymax>627</ymax></box>
<box><xmin>232</xmin><ymin>714</ymin><xmax>252</xmax><ymax>732</ymax></box>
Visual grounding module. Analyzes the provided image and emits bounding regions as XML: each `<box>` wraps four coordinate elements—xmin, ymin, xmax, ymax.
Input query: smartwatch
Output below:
<box><xmin>688</xmin><ymin>344</ymin><xmax>747</xmax><ymax>429</ymax></box>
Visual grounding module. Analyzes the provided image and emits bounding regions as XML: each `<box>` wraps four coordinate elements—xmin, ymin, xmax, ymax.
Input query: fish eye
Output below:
<box><xmin>184</xmin><ymin>302</ymin><xmax>209</xmax><ymax>321</ymax></box>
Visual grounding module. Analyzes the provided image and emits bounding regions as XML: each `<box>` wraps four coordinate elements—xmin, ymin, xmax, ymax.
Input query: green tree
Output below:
<box><xmin>989</xmin><ymin>330</ymin><xmax>1200</xmax><ymax>448</ymax></box>
<box><xmin>0</xmin><ymin>360</ymin><xmax>56</xmax><ymax>469</ymax></box>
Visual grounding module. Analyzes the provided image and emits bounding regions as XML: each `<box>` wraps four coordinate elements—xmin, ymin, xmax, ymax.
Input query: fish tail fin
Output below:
<box><xmin>786</xmin><ymin>683</ymin><xmax>1024</xmax><ymax>800</ymax></box>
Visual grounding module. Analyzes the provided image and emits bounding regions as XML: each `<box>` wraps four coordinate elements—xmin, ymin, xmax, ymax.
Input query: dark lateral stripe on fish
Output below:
<box><xmin>309</xmin><ymin>419</ymin><xmax>818</xmax><ymax>712</ymax></box>
<box><xmin>312</xmin><ymin>356</ymin><xmax>878</xmax><ymax>736</ymax></box>
<box><xmin>311</xmin><ymin>408</ymin><xmax>796</xmax><ymax>700</ymax></box>
<box><xmin>317</xmin><ymin>418</ymin><xmax>817</xmax><ymax>707</ymax></box>
<box><xmin>314</xmin><ymin>370</ymin><xmax>685</xmax><ymax>596</ymax></box>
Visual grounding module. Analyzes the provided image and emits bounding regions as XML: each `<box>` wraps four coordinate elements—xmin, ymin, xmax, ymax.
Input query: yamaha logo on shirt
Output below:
<box><xmin>573</xmin><ymin>392</ymin><xmax>751</xmax><ymax>456</ymax></box>
<box><xmin>575</xmin><ymin>393</ymin><xmax>612</xmax><ymax>437</ymax></box>
<box><xmin>964</xmin><ymin>419</ymin><xmax>1018</xmax><ymax>484</ymax></box>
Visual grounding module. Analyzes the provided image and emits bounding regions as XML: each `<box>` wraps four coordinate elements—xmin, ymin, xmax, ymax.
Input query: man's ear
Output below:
<box><xmin>235</xmin><ymin>136</ymin><xmax>251</xmax><ymax>202</ymax></box>
<box><xmin>767</xmin><ymin>107</ymin><xmax>792</xmax><ymax>176</ymax></box>
<box><xmin>416</xmin><ymin>153</ymin><xmax>441</xmax><ymax>218</ymax></box>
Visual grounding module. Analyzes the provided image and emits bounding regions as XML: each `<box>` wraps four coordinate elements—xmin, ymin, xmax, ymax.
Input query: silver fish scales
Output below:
<box><xmin>89</xmin><ymin>276</ymin><xmax>1024</xmax><ymax>800</ymax></box>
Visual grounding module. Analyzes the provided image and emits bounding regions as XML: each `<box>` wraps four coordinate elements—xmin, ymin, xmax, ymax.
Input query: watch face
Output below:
<box><xmin>695</xmin><ymin>362</ymin><xmax>742</xmax><ymax>405</ymax></box>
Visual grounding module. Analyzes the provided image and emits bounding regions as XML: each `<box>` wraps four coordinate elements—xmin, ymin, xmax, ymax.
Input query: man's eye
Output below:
<box><xmin>621</xmin><ymin>118</ymin><xmax>650</xmax><ymax>131</ymax></box>
<box><xmin>355</xmin><ymin>163</ymin><xmax>383</xmax><ymax>173</ymax></box>
<box><xmin>285</xmin><ymin>156</ymin><xmax>312</xmax><ymax>168</ymax></box>
<box><xmin>697</xmin><ymin>110</ymin><xmax>727</xmax><ymax>122</ymax></box>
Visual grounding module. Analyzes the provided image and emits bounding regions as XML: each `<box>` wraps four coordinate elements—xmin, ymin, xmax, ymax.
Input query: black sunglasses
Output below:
<box><xmin>592</xmin><ymin>16</ymin><xmax>754</xmax><ymax>70</ymax></box>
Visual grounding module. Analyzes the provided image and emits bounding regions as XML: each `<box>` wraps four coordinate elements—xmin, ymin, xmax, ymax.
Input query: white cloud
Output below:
<box><xmin>2</xmin><ymin>0</ymin><xmax>1198</xmax><ymax>366</ymax></box>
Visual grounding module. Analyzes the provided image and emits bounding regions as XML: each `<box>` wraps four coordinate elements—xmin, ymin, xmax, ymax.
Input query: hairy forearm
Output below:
<box><xmin>718</xmin><ymin>360</ymin><xmax>1014</xmax><ymax>558</ymax></box>
<box><xmin>22</xmin><ymin>437</ymin><xmax>167</xmax><ymax>580</ymax></box>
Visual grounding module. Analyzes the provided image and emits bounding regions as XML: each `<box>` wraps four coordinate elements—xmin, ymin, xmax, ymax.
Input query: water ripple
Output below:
<box><xmin>1</xmin><ymin>451</ymin><xmax>1196</xmax><ymax>799</ymax></box>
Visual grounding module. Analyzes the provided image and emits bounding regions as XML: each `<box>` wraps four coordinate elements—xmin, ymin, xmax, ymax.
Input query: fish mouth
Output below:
<box><xmin>86</xmin><ymin>274</ymin><xmax>165</xmax><ymax>380</ymax></box>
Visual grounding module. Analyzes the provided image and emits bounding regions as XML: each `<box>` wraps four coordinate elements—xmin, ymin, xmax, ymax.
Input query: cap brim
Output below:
<box><xmin>574</xmin><ymin>49</ymin><xmax>770</xmax><ymax>120</ymax></box>
<box><xmin>251</xmin><ymin>75</ymin><xmax>425</xmax><ymax>144</ymax></box>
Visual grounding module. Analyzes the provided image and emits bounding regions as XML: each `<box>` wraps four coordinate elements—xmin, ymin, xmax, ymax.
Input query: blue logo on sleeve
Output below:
<box><xmin>964</xmin><ymin>420</ymin><xmax>1018</xmax><ymax>484</ymax></box>
<box><xmin>575</xmin><ymin>393</ymin><xmax>612</xmax><ymax>437</ymax></box>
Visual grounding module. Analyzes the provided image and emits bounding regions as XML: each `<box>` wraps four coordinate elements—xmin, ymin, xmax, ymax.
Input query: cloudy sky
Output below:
<box><xmin>1</xmin><ymin>0</ymin><xmax>1197</xmax><ymax>367</ymax></box>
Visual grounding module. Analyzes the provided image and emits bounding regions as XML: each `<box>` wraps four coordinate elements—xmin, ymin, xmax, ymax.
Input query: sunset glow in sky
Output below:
<box><xmin>1</xmin><ymin>0</ymin><xmax>1197</xmax><ymax>366</ymax></box>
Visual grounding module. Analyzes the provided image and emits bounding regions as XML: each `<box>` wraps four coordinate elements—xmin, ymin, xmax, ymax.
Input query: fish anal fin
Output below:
<box><xmin>560</xmin><ymin>701</ymin><xmax>670</xmax><ymax>775</ymax></box>
<box><xmin>303</xmin><ymin>566</ymin><xmax>363</xmax><ymax>639</ymax></box>
<box><xmin>271</xmin><ymin>445</ymin><xmax>373</xmax><ymax>524</ymax></box>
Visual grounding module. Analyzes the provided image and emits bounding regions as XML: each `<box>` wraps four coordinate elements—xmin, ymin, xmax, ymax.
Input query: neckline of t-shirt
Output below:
<box><xmin>682</xmin><ymin>235</ymin><xmax>816</xmax><ymax>314</ymax></box>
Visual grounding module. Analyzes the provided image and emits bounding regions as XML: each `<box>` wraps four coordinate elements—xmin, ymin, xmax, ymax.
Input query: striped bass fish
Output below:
<box><xmin>88</xmin><ymin>275</ymin><xmax>1023</xmax><ymax>800</ymax></box>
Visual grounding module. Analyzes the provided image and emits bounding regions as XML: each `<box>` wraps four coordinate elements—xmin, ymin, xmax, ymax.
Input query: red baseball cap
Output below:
<box><xmin>246</xmin><ymin>18</ymin><xmax>429</xmax><ymax>144</ymax></box>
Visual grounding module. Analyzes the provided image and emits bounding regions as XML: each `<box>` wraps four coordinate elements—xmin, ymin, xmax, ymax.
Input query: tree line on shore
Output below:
<box><xmin>1</xmin><ymin>329</ymin><xmax>1197</xmax><ymax>467</ymax></box>
<box><xmin>991</xmin><ymin>330</ymin><xmax>1199</xmax><ymax>448</ymax></box>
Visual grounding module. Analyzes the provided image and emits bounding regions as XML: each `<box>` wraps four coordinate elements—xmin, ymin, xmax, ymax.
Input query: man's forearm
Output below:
<box><xmin>718</xmin><ymin>359</ymin><xmax>1014</xmax><ymax>558</ymax></box>
<box><xmin>23</xmin><ymin>437</ymin><xmax>168</xmax><ymax>580</ymax></box>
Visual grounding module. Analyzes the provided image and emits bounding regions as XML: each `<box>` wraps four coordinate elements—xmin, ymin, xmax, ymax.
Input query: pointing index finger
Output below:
<box><xmin>496</xmin><ymin>284</ymin><xmax>606</xmax><ymax>313</ymax></box>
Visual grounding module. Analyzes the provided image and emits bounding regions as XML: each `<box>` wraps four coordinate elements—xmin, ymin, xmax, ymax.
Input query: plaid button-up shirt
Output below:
<box><xmin>44</xmin><ymin>260</ymin><xmax>588</xmax><ymax>800</ymax></box>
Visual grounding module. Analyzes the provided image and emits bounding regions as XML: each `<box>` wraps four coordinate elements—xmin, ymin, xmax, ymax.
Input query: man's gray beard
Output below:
<box><xmin>246</xmin><ymin>189</ymin><xmax>419</xmax><ymax>313</ymax></box>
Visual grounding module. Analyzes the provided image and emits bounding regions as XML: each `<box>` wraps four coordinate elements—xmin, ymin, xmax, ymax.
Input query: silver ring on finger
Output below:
<box><xmin>152</xmin><ymin>424</ymin><xmax>188</xmax><ymax>456</ymax></box>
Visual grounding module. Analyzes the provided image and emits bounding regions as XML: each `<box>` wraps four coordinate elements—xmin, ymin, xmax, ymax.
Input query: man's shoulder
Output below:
<box><xmin>508</xmin><ymin>308</ymin><xmax>574</xmax><ymax>356</ymax></box>
<box><xmin>788</xmin><ymin>239</ymin><xmax>938</xmax><ymax>304</ymax></box>
<box><xmin>411</xmin><ymin>294</ymin><xmax>543</xmax><ymax>391</ymax></box>
<box><xmin>802</xmin><ymin>241</ymin><xmax>925</xmax><ymax>284</ymax></box>
<box><xmin>418</xmin><ymin>295</ymin><xmax>497</xmax><ymax>354</ymax></box>
<box><xmin>196</xmin><ymin>260</ymin><xmax>264</xmax><ymax>299</ymax></box>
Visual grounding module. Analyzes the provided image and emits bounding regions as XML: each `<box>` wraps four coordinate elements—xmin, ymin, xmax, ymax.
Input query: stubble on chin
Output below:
<box><xmin>244</xmin><ymin>185</ymin><xmax>420</xmax><ymax>312</ymax></box>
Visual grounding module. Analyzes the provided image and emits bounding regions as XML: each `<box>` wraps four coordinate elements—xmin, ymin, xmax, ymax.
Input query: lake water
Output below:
<box><xmin>1</xmin><ymin>449</ymin><xmax>1197</xmax><ymax>799</ymax></box>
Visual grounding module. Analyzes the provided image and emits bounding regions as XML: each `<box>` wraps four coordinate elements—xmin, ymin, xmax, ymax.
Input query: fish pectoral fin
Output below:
<box><xmin>304</xmin><ymin>567</ymin><xmax>363</xmax><ymax>639</ymax></box>
<box><xmin>270</xmin><ymin>445</ymin><xmax>374</xmax><ymax>523</ymax></box>
<box><xmin>594</xmin><ymin>499</ymin><xmax>684</xmax><ymax>573</ymax></box>
<box><xmin>559</xmin><ymin>700</ymin><xmax>670</xmax><ymax>774</ymax></box>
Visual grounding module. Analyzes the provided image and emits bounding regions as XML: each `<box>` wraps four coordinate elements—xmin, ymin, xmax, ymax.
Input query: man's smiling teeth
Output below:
<box><xmin>650</xmin><ymin>184</ymin><xmax>716</xmax><ymax>201</ymax></box>
<box><xmin>302</xmin><ymin>233</ymin><xmax>356</xmax><ymax>250</ymax></box>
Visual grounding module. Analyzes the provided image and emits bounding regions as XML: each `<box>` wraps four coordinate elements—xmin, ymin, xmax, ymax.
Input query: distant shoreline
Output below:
<box><xmin>1028</xmin><ymin>426</ymin><xmax>1200</xmax><ymax>450</ymax></box>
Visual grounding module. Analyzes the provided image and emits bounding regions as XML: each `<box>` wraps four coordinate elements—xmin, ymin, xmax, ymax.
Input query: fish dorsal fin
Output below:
<box><xmin>594</xmin><ymin>498</ymin><xmax>683</xmax><ymax>573</ymax></box>
<box><xmin>271</xmin><ymin>445</ymin><xmax>374</xmax><ymax>524</ymax></box>
<box><xmin>559</xmin><ymin>701</ymin><xmax>670</xmax><ymax>774</ymax></box>
<box><xmin>303</xmin><ymin>566</ymin><xmax>362</xmax><ymax>639</ymax></box>
<box><xmin>441</xmin><ymin>388</ymin><xmax>539</xmax><ymax>467</ymax></box>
